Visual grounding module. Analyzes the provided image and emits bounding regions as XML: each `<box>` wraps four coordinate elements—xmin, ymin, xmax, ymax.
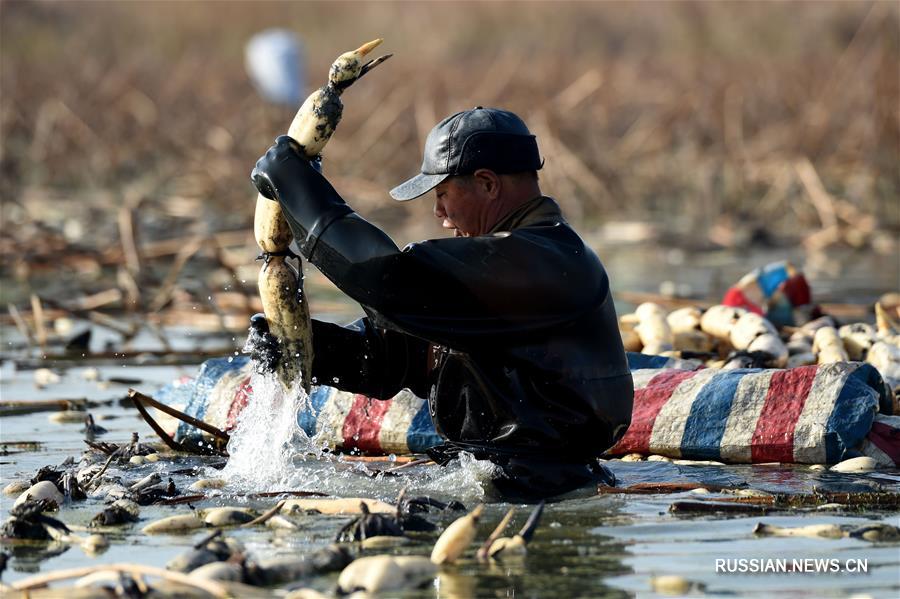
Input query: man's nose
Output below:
<box><xmin>433</xmin><ymin>198</ymin><xmax>445</xmax><ymax>218</ymax></box>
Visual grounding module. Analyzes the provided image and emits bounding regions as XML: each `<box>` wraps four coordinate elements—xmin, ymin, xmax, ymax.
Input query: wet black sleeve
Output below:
<box><xmin>310</xmin><ymin>317</ymin><xmax>431</xmax><ymax>400</ymax></box>
<box><xmin>310</xmin><ymin>216</ymin><xmax>605</xmax><ymax>353</ymax></box>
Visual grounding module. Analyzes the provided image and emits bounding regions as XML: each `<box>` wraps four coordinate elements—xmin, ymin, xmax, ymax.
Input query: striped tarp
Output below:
<box><xmin>609</xmin><ymin>362</ymin><xmax>886</xmax><ymax>464</ymax></box>
<box><xmin>156</xmin><ymin>355</ymin><xmax>890</xmax><ymax>464</ymax></box>
<box><xmin>155</xmin><ymin>356</ymin><xmax>441</xmax><ymax>454</ymax></box>
<box><xmin>858</xmin><ymin>414</ymin><xmax>900</xmax><ymax>467</ymax></box>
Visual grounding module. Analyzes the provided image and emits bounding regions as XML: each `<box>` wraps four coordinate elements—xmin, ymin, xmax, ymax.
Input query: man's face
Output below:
<box><xmin>433</xmin><ymin>176</ymin><xmax>489</xmax><ymax>237</ymax></box>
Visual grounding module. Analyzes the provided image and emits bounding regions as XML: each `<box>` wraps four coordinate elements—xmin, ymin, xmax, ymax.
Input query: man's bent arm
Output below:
<box><xmin>310</xmin><ymin>317</ymin><xmax>430</xmax><ymax>400</ymax></box>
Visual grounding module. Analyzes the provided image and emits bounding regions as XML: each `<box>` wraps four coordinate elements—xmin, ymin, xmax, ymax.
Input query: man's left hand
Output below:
<box><xmin>250</xmin><ymin>135</ymin><xmax>322</xmax><ymax>201</ymax></box>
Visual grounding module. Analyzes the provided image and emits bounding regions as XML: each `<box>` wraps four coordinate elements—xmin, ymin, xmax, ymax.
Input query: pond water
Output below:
<box><xmin>1</xmin><ymin>242</ymin><xmax>898</xmax><ymax>596</ymax></box>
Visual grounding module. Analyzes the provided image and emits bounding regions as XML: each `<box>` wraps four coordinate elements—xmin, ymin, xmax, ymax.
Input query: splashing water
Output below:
<box><xmin>222</xmin><ymin>366</ymin><xmax>500</xmax><ymax>501</ymax></box>
<box><xmin>220</xmin><ymin>369</ymin><xmax>314</xmax><ymax>490</ymax></box>
<box><xmin>221</xmin><ymin>324</ymin><xmax>499</xmax><ymax>500</ymax></box>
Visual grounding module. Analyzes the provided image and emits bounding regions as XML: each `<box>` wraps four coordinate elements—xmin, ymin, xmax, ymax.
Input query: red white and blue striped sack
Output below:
<box><xmin>156</xmin><ymin>356</ymin><xmax>441</xmax><ymax>455</ymax></box>
<box><xmin>609</xmin><ymin>361</ymin><xmax>888</xmax><ymax>464</ymax></box>
<box><xmin>157</xmin><ymin>354</ymin><xmax>892</xmax><ymax>464</ymax></box>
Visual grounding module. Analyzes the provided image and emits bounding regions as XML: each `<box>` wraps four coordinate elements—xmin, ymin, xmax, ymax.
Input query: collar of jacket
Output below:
<box><xmin>489</xmin><ymin>195</ymin><xmax>565</xmax><ymax>234</ymax></box>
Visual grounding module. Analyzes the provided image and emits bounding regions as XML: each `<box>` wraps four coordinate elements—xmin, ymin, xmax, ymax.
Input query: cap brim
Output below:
<box><xmin>389</xmin><ymin>172</ymin><xmax>449</xmax><ymax>201</ymax></box>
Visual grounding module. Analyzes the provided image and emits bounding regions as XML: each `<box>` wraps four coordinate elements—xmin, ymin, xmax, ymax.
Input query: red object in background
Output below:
<box><xmin>781</xmin><ymin>274</ymin><xmax>812</xmax><ymax>307</ymax></box>
<box><xmin>722</xmin><ymin>287</ymin><xmax>763</xmax><ymax>314</ymax></box>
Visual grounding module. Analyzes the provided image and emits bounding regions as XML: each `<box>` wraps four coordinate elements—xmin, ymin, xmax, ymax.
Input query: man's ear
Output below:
<box><xmin>473</xmin><ymin>169</ymin><xmax>501</xmax><ymax>200</ymax></box>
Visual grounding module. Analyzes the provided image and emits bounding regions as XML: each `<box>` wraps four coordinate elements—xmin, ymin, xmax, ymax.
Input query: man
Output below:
<box><xmin>251</xmin><ymin>107</ymin><xmax>633</xmax><ymax>500</ymax></box>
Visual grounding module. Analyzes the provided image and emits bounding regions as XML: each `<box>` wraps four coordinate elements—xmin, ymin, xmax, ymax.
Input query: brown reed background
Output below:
<box><xmin>1</xmin><ymin>1</ymin><xmax>898</xmax><ymax>326</ymax></box>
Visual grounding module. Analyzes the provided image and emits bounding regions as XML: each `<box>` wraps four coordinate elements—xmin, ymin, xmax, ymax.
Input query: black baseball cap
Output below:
<box><xmin>389</xmin><ymin>107</ymin><xmax>543</xmax><ymax>201</ymax></box>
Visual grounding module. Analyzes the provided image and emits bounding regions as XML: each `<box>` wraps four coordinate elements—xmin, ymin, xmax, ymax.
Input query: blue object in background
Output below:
<box><xmin>245</xmin><ymin>29</ymin><xmax>306</xmax><ymax>106</ymax></box>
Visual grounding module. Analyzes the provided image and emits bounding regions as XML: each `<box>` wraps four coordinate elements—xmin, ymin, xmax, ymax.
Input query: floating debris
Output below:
<box><xmin>281</xmin><ymin>497</ymin><xmax>395</xmax><ymax>516</ymax></box>
<box><xmin>753</xmin><ymin>522</ymin><xmax>844</xmax><ymax>539</ymax></box>
<box><xmin>1</xmin><ymin>499</ymin><xmax>68</xmax><ymax>541</ymax></box>
<box><xmin>430</xmin><ymin>504</ymin><xmax>484</xmax><ymax>565</ymax></box>
<box><xmin>619</xmin><ymin>453</ymin><xmax>644</xmax><ymax>462</ymax></box>
<box><xmin>82</xmin><ymin>414</ymin><xmax>108</xmax><ymax>438</ymax></box>
<box><xmin>81</xmin><ymin>533</ymin><xmax>109</xmax><ymax>555</ymax></box>
<box><xmin>142</xmin><ymin>513</ymin><xmax>205</xmax><ymax>534</ymax></box>
<box><xmin>253</xmin><ymin>544</ymin><xmax>352</xmax><ymax>586</ymax></box>
<box><xmin>265</xmin><ymin>515</ymin><xmax>300</xmax><ymax>531</ymax></box>
<box><xmin>830</xmin><ymin>456</ymin><xmax>878</xmax><ymax>473</ymax></box>
<box><xmin>48</xmin><ymin>410</ymin><xmax>87</xmax><ymax>424</ymax></box>
<box><xmin>335</xmin><ymin>502</ymin><xmax>404</xmax><ymax>543</ymax></box>
<box><xmin>203</xmin><ymin>507</ymin><xmax>256</xmax><ymax>527</ymax></box>
<box><xmin>167</xmin><ymin>531</ymin><xmax>244</xmax><ymax>573</ymax></box>
<box><xmin>58</xmin><ymin>471</ymin><xmax>86</xmax><ymax>501</ymax></box>
<box><xmin>670</xmin><ymin>501</ymin><xmax>772</xmax><ymax>515</ymax></box>
<box><xmin>133</xmin><ymin>478</ymin><xmax>178</xmax><ymax>505</ymax></box>
<box><xmin>647</xmin><ymin>454</ymin><xmax>672</xmax><ymax>462</ymax></box>
<box><xmin>337</xmin><ymin>555</ymin><xmax>436</xmax><ymax>594</ymax></box>
<box><xmin>650</xmin><ymin>575</ymin><xmax>703</xmax><ymax>595</ymax></box>
<box><xmin>672</xmin><ymin>459</ymin><xmax>725</xmax><ymax>466</ymax></box>
<box><xmin>3</xmin><ymin>481</ymin><xmax>31</xmax><ymax>495</ymax></box>
<box><xmin>13</xmin><ymin>481</ymin><xmax>63</xmax><ymax>509</ymax></box>
<box><xmin>360</xmin><ymin>535</ymin><xmax>411</xmax><ymax>550</ymax></box>
<box><xmin>81</xmin><ymin>367</ymin><xmax>101</xmax><ymax>382</ymax></box>
<box><xmin>90</xmin><ymin>499</ymin><xmax>140</xmax><ymax>527</ymax></box>
<box><xmin>188</xmin><ymin>560</ymin><xmax>244</xmax><ymax>582</ymax></box>
<box><xmin>334</xmin><ymin>493</ymin><xmax>455</xmax><ymax>543</ymax></box>
<box><xmin>480</xmin><ymin>501</ymin><xmax>545</xmax><ymax>561</ymax></box>
<box><xmin>129</xmin><ymin>472</ymin><xmax>162</xmax><ymax>493</ymax></box>
<box><xmin>33</xmin><ymin>368</ymin><xmax>61</xmax><ymax>388</ymax></box>
<box><xmin>848</xmin><ymin>523</ymin><xmax>900</xmax><ymax>543</ymax></box>
<box><xmin>10</xmin><ymin>563</ymin><xmax>231</xmax><ymax>597</ymax></box>
<box><xmin>189</xmin><ymin>478</ymin><xmax>226</xmax><ymax>491</ymax></box>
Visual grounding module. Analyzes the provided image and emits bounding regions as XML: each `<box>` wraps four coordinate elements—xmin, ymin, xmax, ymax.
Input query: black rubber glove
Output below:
<box><xmin>250</xmin><ymin>135</ymin><xmax>343</xmax><ymax>258</ymax></box>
